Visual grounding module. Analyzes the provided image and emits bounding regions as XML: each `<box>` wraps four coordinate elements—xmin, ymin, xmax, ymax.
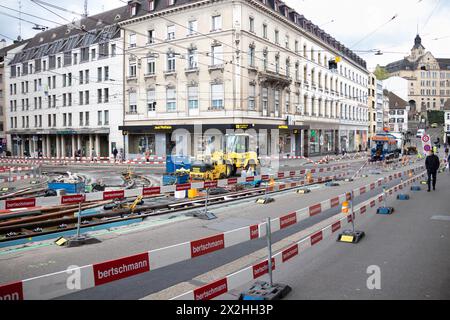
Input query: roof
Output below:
<box><xmin>0</xmin><ymin>39</ymin><xmax>29</xmax><ymax>59</ymax></box>
<box><xmin>125</xmin><ymin>0</ymin><xmax>367</xmax><ymax>70</ymax></box>
<box><xmin>9</xmin><ymin>5</ymin><xmax>130</xmax><ymax>65</ymax></box>
<box><xmin>384</xmin><ymin>58</ymin><xmax>418</xmax><ymax>73</ymax></box>
<box><xmin>386</xmin><ymin>91</ymin><xmax>408</xmax><ymax>110</ymax></box>
<box><xmin>9</xmin><ymin>0</ymin><xmax>367</xmax><ymax>70</ymax></box>
<box><xmin>437</xmin><ymin>58</ymin><xmax>450</xmax><ymax>70</ymax></box>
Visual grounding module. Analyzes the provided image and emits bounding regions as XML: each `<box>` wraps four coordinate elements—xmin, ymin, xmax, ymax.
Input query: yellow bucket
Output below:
<box><xmin>188</xmin><ymin>189</ymin><xmax>198</xmax><ymax>198</ymax></box>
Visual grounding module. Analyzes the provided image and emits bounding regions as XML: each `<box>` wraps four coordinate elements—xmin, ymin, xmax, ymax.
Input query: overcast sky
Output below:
<box><xmin>1</xmin><ymin>0</ymin><xmax>449</xmax><ymax>73</ymax></box>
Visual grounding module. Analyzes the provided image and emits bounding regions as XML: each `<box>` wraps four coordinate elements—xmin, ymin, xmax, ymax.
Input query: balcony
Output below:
<box><xmin>258</xmin><ymin>69</ymin><xmax>292</xmax><ymax>88</ymax></box>
<box><xmin>185</xmin><ymin>67</ymin><xmax>199</xmax><ymax>74</ymax></box>
<box><xmin>144</xmin><ymin>73</ymin><xmax>156</xmax><ymax>80</ymax></box>
<box><xmin>164</xmin><ymin>70</ymin><xmax>177</xmax><ymax>77</ymax></box>
<box><xmin>208</xmin><ymin>64</ymin><xmax>224</xmax><ymax>72</ymax></box>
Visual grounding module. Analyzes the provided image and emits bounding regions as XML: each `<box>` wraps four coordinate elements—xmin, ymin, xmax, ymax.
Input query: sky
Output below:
<box><xmin>0</xmin><ymin>0</ymin><xmax>449</xmax><ymax>93</ymax></box>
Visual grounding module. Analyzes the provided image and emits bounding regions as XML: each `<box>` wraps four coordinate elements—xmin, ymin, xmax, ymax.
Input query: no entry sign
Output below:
<box><xmin>422</xmin><ymin>135</ymin><xmax>430</xmax><ymax>143</ymax></box>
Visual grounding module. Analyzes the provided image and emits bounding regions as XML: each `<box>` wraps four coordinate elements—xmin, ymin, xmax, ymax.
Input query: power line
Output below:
<box><xmin>0</xmin><ymin>3</ymin><xmax>62</xmax><ymax>26</ymax></box>
<box><xmin>0</xmin><ymin>10</ymin><xmax>48</xmax><ymax>29</ymax></box>
<box><xmin>422</xmin><ymin>0</ymin><xmax>442</xmax><ymax>31</ymax></box>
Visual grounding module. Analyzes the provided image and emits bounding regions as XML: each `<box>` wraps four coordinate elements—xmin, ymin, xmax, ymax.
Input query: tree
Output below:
<box><xmin>374</xmin><ymin>65</ymin><xmax>390</xmax><ymax>81</ymax></box>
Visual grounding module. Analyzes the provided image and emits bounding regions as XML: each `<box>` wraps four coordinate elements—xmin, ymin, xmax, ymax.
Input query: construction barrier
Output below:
<box><xmin>0</xmin><ymin>164</ymin><xmax>425</xmax><ymax>300</ymax></box>
<box><xmin>0</xmin><ymin>164</ymin><xmax>351</xmax><ymax>211</ymax></box>
<box><xmin>171</xmin><ymin>169</ymin><xmax>427</xmax><ymax>300</ymax></box>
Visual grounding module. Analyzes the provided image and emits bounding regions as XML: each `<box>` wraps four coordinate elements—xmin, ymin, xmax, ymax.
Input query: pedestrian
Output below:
<box><xmin>145</xmin><ymin>148</ymin><xmax>150</xmax><ymax>162</ymax></box>
<box><xmin>91</xmin><ymin>148</ymin><xmax>97</xmax><ymax>162</ymax></box>
<box><xmin>444</xmin><ymin>147</ymin><xmax>449</xmax><ymax>161</ymax></box>
<box><xmin>447</xmin><ymin>153</ymin><xmax>450</xmax><ymax>173</ymax></box>
<box><xmin>112</xmin><ymin>147</ymin><xmax>118</xmax><ymax>162</ymax></box>
<box><xmin>425</xmin><ymin>149</ymin><xmax>440</xmax><ymax>192</ymax></box>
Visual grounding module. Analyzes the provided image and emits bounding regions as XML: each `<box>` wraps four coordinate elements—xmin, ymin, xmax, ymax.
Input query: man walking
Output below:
<box><xmin>425</xmin><ymin>150</ymin><xmax>440</xmax><ymax>192</ymax></box>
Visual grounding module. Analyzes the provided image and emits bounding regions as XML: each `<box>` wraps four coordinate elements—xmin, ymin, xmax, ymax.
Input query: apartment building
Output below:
<box><xmin>5</xmin><ymin>7</ymin><xmax>128</xmax><ymax>158</ymax></box>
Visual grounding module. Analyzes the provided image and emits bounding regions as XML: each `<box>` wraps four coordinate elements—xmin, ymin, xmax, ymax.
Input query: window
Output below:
<box><xmin>148</xmin><ymin>29</ymin><xmax>155</xmax><ymax>44</ymax></box>
<box><xmin>129</xmin><ymin>92</ymin><xmax>137</xmax><ymax>113</ymax></box>
<box><xmin>63</xmin><ymin>94</ymin><xmax>67</xmax><ymax>107</ymax></box>
<box><xmin>249</xmin><ymin>17</ymin><xmax>254</xmax><ymax>33</ymax></box>
<box><xmin>85</xmin><ymin>70</ymin><xmax>89</xmax><ymax>84</ymax></box>
<box><xmin>263</xmin><ymin>50</ymin><xmax>268</xmax><ymax>70</ymax></box>
<box><xmin>85</xmin><ymin>90</ymin><xmax>89</xmax><ymax>105</ymax></box>
<box><xmin>248</xmin><ymin>46</ymin><xmax>255</xmax><ymax>67</ymax></box>
<box><xmin>85</xmin><ymin>112</ymin><xmax>89</xmax><ymax>126</ymax></box>
<box><xmin>188</xmin><ymin>21</ymin><xmax>197</xmax><ymax>35</ymax></box>
<box><xmin>97</xmin><ymin>67</ymin><xmax>102</xmax><ymax>82</ymax></box>
<box><xmin>263</xmin><ymin>24</ymin><xmax>267</xmax><ymax>38</ymax></box>
<box><xmin>129</xmin><ymin>33</ymin><xmax>137</xmax><ymax>47</ymax></box>
<box><xmin>111</xmin><ymin>44</ymin><xmax>116</xmax><ymax>57</ymax></box>
<box><xmin>147</xmin><ymin>88</ymin><xmax>156</xmax><ymax>111</ymax></box>
<box><xmin>129</xmin><ymin>62</ymin><xmax>137</xmax><ymax>77</ymax></box>
<box><xmin>147</xmin><ymin>56</ymin><xmax>156</xmax><ymax>74</ymax></box>
<box><xmin>97</xmin><ymin>89</ymin><xmax>102</xmax><ymax>103</ymax></box>
<box><xmin>68</xmin><ymin>113</ymin><xmax>72</xmax><ymax>127</ymax></box>
<box><xmin>188</xmin><ymin>86</ymin><xmax>198</xmax><ymax>110</ymax></box>
<box><xmin>68</xmin><ymin>73</ymin><xmax>72</xmax><ymax>86</ymax></box>
<box><xmin>57</xmin><ymin>57</ymin><xmax>61</xmax><ymax>68</ymax></box>
<box><xmin>99</xmin><ymin>42</ymin><xmax>109</xmax><ymax>58</ymax></box>
<box><xmin>187</xmin><ymin>49</ymin><xmax>198</xmax><ymax>69</ymax></box>
<box><xmin>275</xmin><ymin>55</ymin><xmax>279</xmax><ymax>73</ymax></box>
<box><xmin>148</xmin><ymin>0</ymin><xmax>155</xmax><ymax>11</ymax></box>
<box><xmin>212</xmin><ymin>15</ymin><xmax>222</xmax><ymax>31</ymax></box>
<box><xmin>98</xmin><ymin>111</ymin><xmax>102</xmax><ymax>125</ymax></box>
<box><xmin>79</xmin><ymin>91</ymin><xmax>83</xmax><ymax>105</ymax></box>
<box><xmin>167</xmin><ymin>25</ymin><xmax>175</xmax><ymax>40</ymax></box>
<box><xmin>211</xmin><ymin>45</ymin><xmax>223</xmax><ymax>66</ymax></box>
<box><xmin>167</xmin><ymin>52</ymin><xmax>176</xmax><ymax>72</ymax></box>
<box><xmin>79</xmin><ymin>112</ymin><xmax>84</xmax><ymax>126</ymax></box>
<box><xmin>73</xmin><ymin>53</ymin><xmax>78</xmax><ymax>64</ymax></box>
<box><xmin>104</xmin><ymin>88</ymin><xmax>109</xmax><ymax>103</ymax></box>
<box><xmin>275</xmin><ymin>30</ymin><xmax>279</xmax><ymax>44</ymax></box>
<box><xmin>285</xmin><ymin>35</ymin><xmax>289</xmax><ymax>49</ymax></box>
<box><xmin>104</xmin><ymin>110</ymin><xmax>109</xmax><ymax>125</ymax></box>
<box><xmin>53</xmin><ymin>114</ymin><xmax>56</xmax><ymax>127</ymax></box>
<box><xmin>248</xmin><ymin>84</ymin><xmax>256</xmax><ymax>110</ymax></box>
<box><xmin>211</xmin><ymin>84</ymin><xmax>224</xmax><ymax>110</ymax></box>
<box><xmin>285</xmin><ymin>93</ymin><xmax>290</xmax><ymax>113</ymax></box>
<box><xmin>63</xmin><ymin>113</ymin><xmax>67</xmax><ymax>127</ymax></box>
<box><xmin>166</xmin><ymin>87</ymin><xmax>176</xmax><ymax>111</ymax></box>
<box><xmin>49</xmin><ymin>55</ymin><xmax>56</xmax><ymax>69</ymax></box>
<box><xmin>104</xmin><ymin>67</ymin><xmax>109</xmax><ymax>81</ymax></box>
<box><xmin>68</xmin><ymin>93</ymin><xmax>71</xmax><ymax>106</ymax></box>
<box><xmin>79</xmin><ymin>71</ymin><xmax>84</xmax><ymax>84</ymax></box>
<box><xmin>274</xmin><ymin>89</ymin><xmax>280</xmax><ymax>115</ymax></box>
<box><xmin>81</xmin><ymin>48</ymin><xmax>89</xmax><ymax>62</ymax></box>
<box><xmin>262</xmin><ymin>87</ymin><xmax>268</xmax><ymax>114</ymax></box>
<box><xmin>130</xmin><ymin>3</ymin><xmax>137</xmax><ymax>16</ymax></box>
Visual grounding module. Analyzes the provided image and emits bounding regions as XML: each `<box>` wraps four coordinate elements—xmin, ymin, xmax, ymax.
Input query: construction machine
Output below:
<box><xmin>190</xmin><ymin>133</ymin><xmax>260</xmax><ymax>181</ymax></box>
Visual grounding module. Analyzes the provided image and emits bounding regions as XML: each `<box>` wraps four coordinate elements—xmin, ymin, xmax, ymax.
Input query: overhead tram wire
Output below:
<box><xmin>0</xmin><ymin>11</ymin><xmax>49</xmax><ymax>29</ymax></box>
<box><xmin>0</xmin><ymin>4</ymin><xmax>63</xmax><ymax>26</ymax></box>
<box><xmin>0</xmin><ymin>33</ymin><xmax>15</xmax><ymax>41</ymax></box>
<box><xmin>422</xmin><ymin>0</ymin><xmax>442</xmax><ymax>32</ymax></box>
<box><xmin>350</xmin><ymin>14</ymin><xmax>399</xmax><ymax>50</ymax></box>
<box><xmin>13</xmin><ymin>2</ymin><xmax>370</xmax><ymax>107</ymax></box>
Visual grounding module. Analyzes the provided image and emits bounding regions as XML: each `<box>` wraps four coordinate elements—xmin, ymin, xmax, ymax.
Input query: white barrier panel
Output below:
<box><xmin>149</xmin><ymin>242</ymin><xmax>191</xmax><ymax>271</ymax></box>
<box><xmin>22</xmin><ymin>265</ymin><xmax>94</xmax><ymax>300</ymax></box>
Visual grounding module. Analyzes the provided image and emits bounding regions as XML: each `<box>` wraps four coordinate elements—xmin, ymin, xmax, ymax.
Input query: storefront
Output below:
<box><xmin>120</xmin><ymin>124</ymin><xmax>309</xmax><ymax>159</ymax></box>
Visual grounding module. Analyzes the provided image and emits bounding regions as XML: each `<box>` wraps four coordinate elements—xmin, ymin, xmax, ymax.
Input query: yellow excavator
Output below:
<box><xmin>190</xmin><ymin>133</ymin><xmax>260</xmax><ymax>180</ymax></box>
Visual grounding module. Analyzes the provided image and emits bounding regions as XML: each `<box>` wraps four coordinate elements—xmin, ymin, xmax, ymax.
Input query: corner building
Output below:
<box><xmin>120</xmin><ymin>0</ymin><xmax>369</xmax><ymax>158</ymax></box>
<box><xmin>5</xmin><ymin>7</ymin><xmax>129</xmax><ymax>158</ymax></box>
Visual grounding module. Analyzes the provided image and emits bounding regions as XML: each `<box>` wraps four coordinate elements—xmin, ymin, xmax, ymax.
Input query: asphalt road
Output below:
<box><xmin>57</xmin><ymin>164</ymin><xmax>420</xmax><ymax>300</ymax></box>
<box><xmin>221</xmin><ymin>171</ymin><xmax>450</xmax><ymax>300</ymax></box>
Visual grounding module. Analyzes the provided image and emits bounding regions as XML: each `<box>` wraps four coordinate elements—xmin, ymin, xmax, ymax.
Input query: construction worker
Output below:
<box><xmin>425</xmin><ymin>149</ymin><xmax>440</xmax><ymax>192</ymax></box>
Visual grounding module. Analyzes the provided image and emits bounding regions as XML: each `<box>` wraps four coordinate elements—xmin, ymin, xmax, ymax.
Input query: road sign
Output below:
<box><xmin>422</xmin><ymin>135</ymin><xmax>430</xmax><ymax>143</ymax></box>
<box><xmin>424</xmin><ymin>145</ymin><xmax>431</xmax><ymax>152</ymax></box>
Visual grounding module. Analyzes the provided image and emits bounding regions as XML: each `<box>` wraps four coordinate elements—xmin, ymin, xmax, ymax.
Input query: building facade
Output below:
<box><xmin>387</xmin><ymin>91</ymin><xmax>409</xmax><ymax>134</ymax></box>
<box><xmin>385</xmin><ymin>35</ymin><xmax>450</xmax><ymax>114</ymax></box>
<box><xmin>5</xmin><ymin>7</ymin><xmax>128</xmax><ymax>158</ymax></box>
<box><xmin>119</xmin><ymin>0</ymin><xmax>369</xmax><ymax>159</ymax></box>
<box><xmin>444</xmin><ymin>101</ymin><xmax>450</xmax><ymax>145</ymax></box>
<box><xmin>0</xmin><ymin>39</ymin><xmax>29</xmax><ymax>156</ymax></box>
<box><xmin>368</xmin><ymin>73</ymin><xmax>376</xmax><ymax>137</ymax></box>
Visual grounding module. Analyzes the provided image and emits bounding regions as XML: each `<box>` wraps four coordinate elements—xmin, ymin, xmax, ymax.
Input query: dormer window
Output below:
<box><xmin>148</xmin><ymin>0</ymin><xmax>155</xmax><ymax>11</ymax></box>
<box><xmin>168</xmin><ymin>0</ymin><xmax>175</xmax><ymax>5</ymax></box>
<box><xmin>131</xmin><ymin>5</ymin><xmax>137</xmax><ymax>16</ymax></box>
<box><xmin>274</xmin><ymin>1</ymin><xmax>279</xmax><ymax>11</ymax></box>
<box><xmin>284</xmin><ymin>7</ymin><xmax>289</xmax><ymax>17</ymax></box>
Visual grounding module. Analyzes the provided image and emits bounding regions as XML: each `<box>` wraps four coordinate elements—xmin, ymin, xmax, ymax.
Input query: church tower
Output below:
<box><xmin>409</xmin><ymin>34</ymin><xmax>425</xmax><ymax>61</ymax></box>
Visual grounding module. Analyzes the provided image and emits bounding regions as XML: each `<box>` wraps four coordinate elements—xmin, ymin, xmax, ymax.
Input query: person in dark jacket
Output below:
<box><xmin>425</xmin><ymin>150</ymin><xmax>440</xmax><ymax>192</ymax></box>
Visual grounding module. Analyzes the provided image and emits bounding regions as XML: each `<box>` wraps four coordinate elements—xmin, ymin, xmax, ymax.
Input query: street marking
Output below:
<box><xmin>431</xmin><ymin>216</ymin><xmax>450</xmax><ymax>222</ymax></box>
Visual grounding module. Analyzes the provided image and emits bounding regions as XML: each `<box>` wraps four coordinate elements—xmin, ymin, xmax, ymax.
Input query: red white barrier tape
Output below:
<box><xmin>0</xmin><ymin>165</ymin><xmax>424</xmax><ymax>300</ymax></box>
<box><xmin>0</xmin><ymin>164</ymin><xmax>350</xmax><ymax>211</ymax></box>
<box><xmin>0</xmin><ymin>174</ymin><xmax>42</xmax><ymax>183</ymax></box>
<box><xmin>172</xmin><ymin>170</ymin><xmax>427</xmax><ymax>300</ymax></box>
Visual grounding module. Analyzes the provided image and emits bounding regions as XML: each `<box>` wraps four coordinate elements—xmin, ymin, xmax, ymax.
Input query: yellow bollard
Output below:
<box><xmin>341</xmin><ymin>201</ymin><xmax>350</xmax><ymax>215</ymax></box>
<box><xmin>188</xmin><ymin>189</ymin><xmax>198</xmax><ymax>198</ymax></box>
